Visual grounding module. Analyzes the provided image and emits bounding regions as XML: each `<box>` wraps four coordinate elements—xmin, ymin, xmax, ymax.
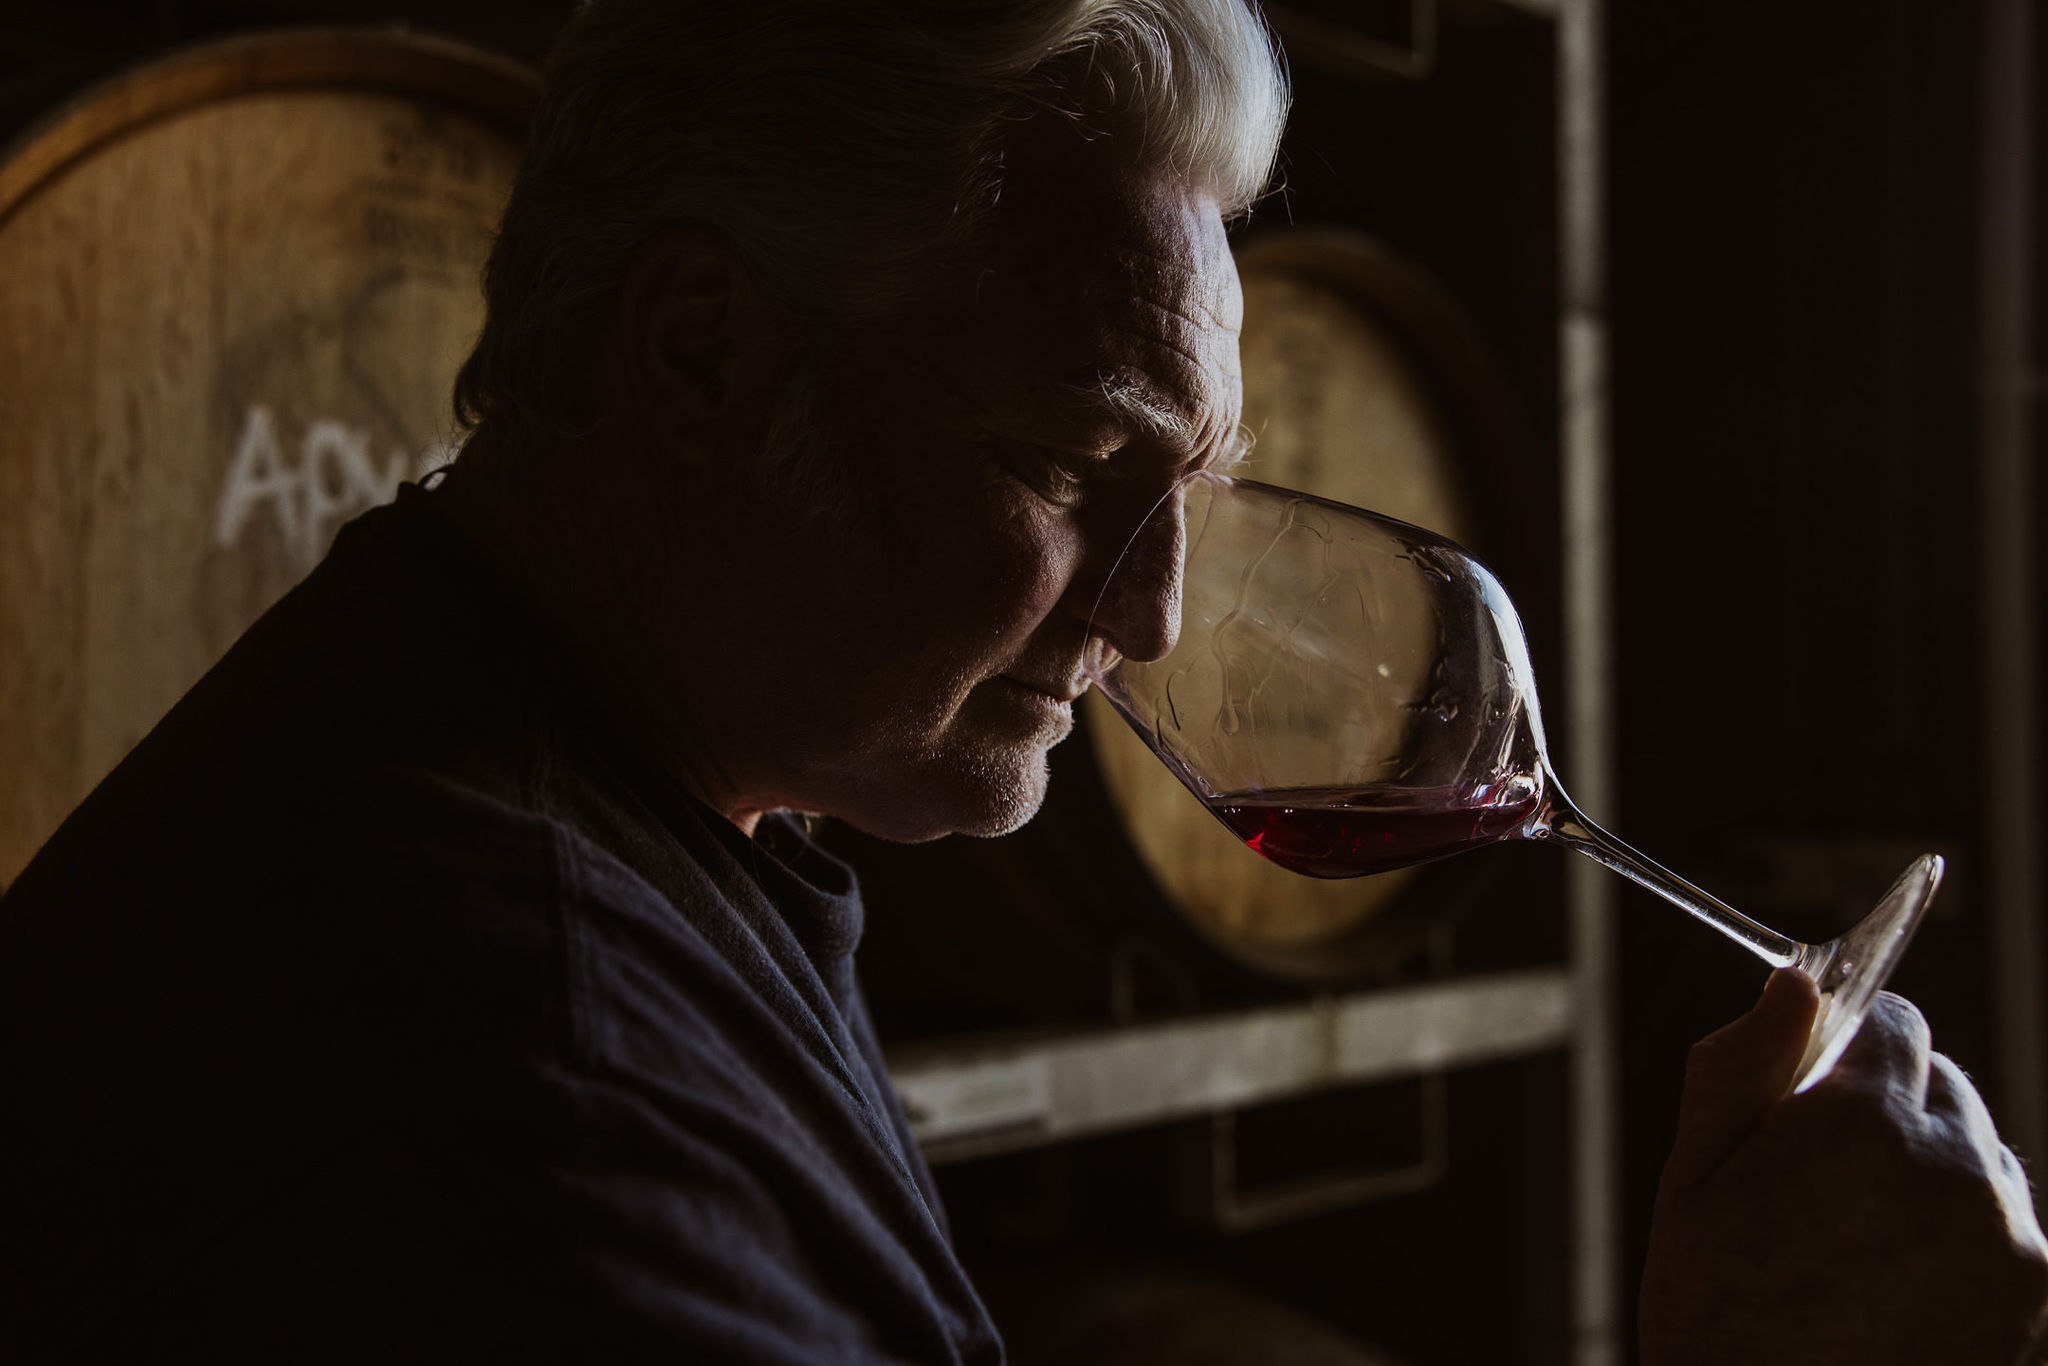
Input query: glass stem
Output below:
<box><xmin>1541</xmin><ymin>793</ymin><xmax>1832</xmax><ymax>977</ymax></box>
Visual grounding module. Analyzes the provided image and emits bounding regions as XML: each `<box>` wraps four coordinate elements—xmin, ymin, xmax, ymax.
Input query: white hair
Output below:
<box><xmin>454</xmin><ymin>0</ymin><xmax>1290</xmax><ymax>439</ymax></box>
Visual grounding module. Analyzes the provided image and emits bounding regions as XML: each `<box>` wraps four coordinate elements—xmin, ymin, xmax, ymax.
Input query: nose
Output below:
<box><xmin>1066</xmin><ymin>482</ymin><xmax>1186</xmax><ymax>666</ymax></box>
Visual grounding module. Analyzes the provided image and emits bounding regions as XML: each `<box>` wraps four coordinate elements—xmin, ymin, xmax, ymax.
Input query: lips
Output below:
<box><xmin>1005</xmin><ymin>675</ymin><xmax>1089</xmax><ymax>704</ymax></box>
<box><xmin>1003</xmin><ymin>640</ymin><xmax>1105</xmax><ymax>706</ymax></box>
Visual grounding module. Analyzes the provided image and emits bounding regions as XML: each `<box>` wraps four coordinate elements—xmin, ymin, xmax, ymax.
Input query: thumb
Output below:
<box><xmin>1661</xmin><ymin>968</ymin><xmax>1819</xmax><ymax>1192</ymax></box>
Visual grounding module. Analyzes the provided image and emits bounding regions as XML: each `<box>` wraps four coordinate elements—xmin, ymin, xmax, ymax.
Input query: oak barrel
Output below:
<box><xmin>0</xmin><ymin>30</ymin><xmax>534</xmax><ymax>884</ymax></box>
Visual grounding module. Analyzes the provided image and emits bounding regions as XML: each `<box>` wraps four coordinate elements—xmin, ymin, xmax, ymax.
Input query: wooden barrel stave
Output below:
<box><xmin>0</xmin><ymin>32</ymin><xmax>533</xmax><ymax>884</ymax></box>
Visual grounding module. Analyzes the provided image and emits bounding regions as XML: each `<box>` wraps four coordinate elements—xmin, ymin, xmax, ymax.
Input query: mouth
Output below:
<box><xmin>1004</xmin><ymin>676</ymin><xmax>1089</xmax><ymax>705</ymax></box>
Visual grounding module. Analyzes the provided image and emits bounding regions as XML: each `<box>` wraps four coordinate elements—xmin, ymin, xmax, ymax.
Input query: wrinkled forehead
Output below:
<box><xmin>1081</xmin><ymin>189</ymin><xmax>1244</xmax><ymax>391</ymax></box>
<box><xmin>955</xmin><ymin>167</ymin><xmax>1244</xmax><ymax>445</ymax></box>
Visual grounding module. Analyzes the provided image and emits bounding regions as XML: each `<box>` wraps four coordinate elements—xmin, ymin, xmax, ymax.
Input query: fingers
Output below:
<box><xmin>1820</xmin><ymin>1007</ymin><xmax>2047</xmax><ymax>1269</ymax></box>
<box><xmin>1926</xmin><ymin>1052</ymin><xmax>2001</xmax><ymax>1146</ymax></box>
<box><xmin>1823</xmin><ymin>991</ymin><xmax>1932</xmax><ymax>1110</ymax></box>
<box><xmin>1663</xmin><ymin>969</ymin><xmax>1819</xmax><ymax>1190</ymax></box>
<box><xmin>1926</xmin><ymin>1055</ymin><xmax>2048</xmax><ymax>1256</ymax></box>
<box><xmin>1922</xmin><ymin>1057</ymin><xmax>2048</xmax><ymax>1347</ymax></box>
<box><xmin>1751</xmin><ymin>965</ymin><xmax>1824</xmax><ymax>1052</ymax></box>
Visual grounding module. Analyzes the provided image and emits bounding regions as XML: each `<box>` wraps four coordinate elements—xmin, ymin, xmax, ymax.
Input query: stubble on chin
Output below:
<box><xmin>826</xmin><ymin>728</ymin><xmax>1058</xmax><ymax>844</ymax></box>
<box><xmin>948</xmin><ymin>747</ymin><xmax>1056</xmax><ymax>840</ymax></box>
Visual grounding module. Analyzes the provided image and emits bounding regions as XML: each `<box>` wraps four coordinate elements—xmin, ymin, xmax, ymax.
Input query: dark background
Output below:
<box><xmin>2</xmin><ymin>1</ymin><xmax>2031</xmax><ymax>1361</ymax></box>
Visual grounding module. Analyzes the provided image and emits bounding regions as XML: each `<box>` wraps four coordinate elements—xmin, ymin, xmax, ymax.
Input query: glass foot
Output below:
<box><xmin>1791</xmin><ymin>854</ymin><xmax>1944</xmax><ymax>1093</ymax></box>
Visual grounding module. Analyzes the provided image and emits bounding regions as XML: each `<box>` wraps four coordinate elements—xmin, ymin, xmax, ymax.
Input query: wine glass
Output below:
<box><xmin>1083</xmin><ymin>473</ymin><xmax>1941</xmax><ymax>1092</ymax></box>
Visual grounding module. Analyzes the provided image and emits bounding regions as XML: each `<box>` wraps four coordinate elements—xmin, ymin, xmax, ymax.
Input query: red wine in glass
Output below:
<box><xmin>1209</xmin><ymin>781</ymin><xmax>1544</xmax><ymax>879</ymax></box>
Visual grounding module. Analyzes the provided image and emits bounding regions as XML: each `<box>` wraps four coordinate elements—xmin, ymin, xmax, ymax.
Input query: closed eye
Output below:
<box><xmin>983</xmin><ymin>435</ymin><xmax>1119</xmax><ymax>504</ymax></box>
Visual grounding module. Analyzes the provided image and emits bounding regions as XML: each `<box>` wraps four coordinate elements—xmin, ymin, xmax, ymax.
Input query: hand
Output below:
<box><xmin>1640</xmin><ymin>970</ymin><xmax>2048</xmax><ymax>1366</ymax></box>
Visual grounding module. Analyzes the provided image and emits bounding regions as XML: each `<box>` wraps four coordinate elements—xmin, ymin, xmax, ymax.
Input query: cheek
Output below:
<box><xmin>874</xmin><ymin>463</ymin><xmax>1084</xmax><ymax>638</ymax></box>
<box><xmin>967</xmin><ymin>493</ymin><xmax>1086</xmax><ymax>632</ymax></box>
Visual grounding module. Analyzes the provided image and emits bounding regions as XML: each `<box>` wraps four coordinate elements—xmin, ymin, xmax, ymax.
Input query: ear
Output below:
<box><xmin>615</xmin><ymin>223</ymin><xmax>740</xmax><ymax>422</ymax></box>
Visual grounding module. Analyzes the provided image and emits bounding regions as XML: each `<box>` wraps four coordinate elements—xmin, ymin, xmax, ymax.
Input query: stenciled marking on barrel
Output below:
<box><xmin>214</xmin><ymin>404</ymin><xmax>454</xmax><ymax>566</ymax></box>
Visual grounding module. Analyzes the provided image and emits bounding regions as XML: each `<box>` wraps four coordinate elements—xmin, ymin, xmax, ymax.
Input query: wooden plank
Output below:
<box><xmin>889</xmin><ymin>969</ymin><xmax>1573</xmax><ymax>1162</ymax></box>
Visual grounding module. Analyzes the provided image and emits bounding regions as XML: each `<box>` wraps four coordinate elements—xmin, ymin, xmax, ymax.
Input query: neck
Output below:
<box><xmin>433</xmin><ymin>428</ymin><xmax>767</xmax><ymax>836</ymax></box>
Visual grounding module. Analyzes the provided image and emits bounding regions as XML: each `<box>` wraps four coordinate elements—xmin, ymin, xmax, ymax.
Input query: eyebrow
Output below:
<box><xmin>1070</xmin><ymin>374</ymin><xmax>1254</xmax><ymax>477</ymax></box>
<box><xmin>1064</xmin><ymin>375</ymin><xmax>1196</xmax><ymax>453</ymax></box>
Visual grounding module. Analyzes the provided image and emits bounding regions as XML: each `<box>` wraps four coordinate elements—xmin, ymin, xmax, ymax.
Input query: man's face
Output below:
<box><xmin>706</xmin><ymin>148</ymin><xmax>1244</xmax><ymax>842</ymax></box>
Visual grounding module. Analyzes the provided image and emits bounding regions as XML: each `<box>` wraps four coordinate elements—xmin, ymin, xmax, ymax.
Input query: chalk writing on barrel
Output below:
<box><xmin>215</xmin><ymin>404</ymin><xmax>454</xmax><ymax>566</ymax></box>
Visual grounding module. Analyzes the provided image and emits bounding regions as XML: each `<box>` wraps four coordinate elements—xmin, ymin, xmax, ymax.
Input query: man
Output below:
<box><xmin>0</xmin><ymin>1</ymin><xmax>2040</xmax><ymax>1362</ymax></box>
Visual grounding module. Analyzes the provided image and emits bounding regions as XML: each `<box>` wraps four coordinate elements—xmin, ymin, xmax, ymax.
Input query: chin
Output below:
<box><xmin>835</xmin><ymin>746</ymin><xmax>1054</xmax><ymax>844</ymax></box>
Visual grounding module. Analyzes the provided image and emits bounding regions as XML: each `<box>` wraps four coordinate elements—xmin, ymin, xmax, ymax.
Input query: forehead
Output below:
<box><xmin>938</xmin><ymin>156</ymin><xmax>1243</xmax><ymax>448</ymax></box>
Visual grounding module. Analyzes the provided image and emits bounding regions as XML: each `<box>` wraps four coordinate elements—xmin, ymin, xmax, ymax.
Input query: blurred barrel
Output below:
<box><xmin>844</xmin><ymin>229</ymin><xmax>1538</xmax><ymax>1027</ymax></box>
<box><xmin>0</xmin><ymin>31</ymin><xmax>533</xmax><ymax>884</ymax></box>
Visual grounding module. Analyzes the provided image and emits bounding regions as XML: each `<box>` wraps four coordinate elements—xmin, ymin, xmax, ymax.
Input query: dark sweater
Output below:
<box><xmin>0</xmin><ymin>486</ymin><xmax>1002</xmax><ymax>1365</ymax></box>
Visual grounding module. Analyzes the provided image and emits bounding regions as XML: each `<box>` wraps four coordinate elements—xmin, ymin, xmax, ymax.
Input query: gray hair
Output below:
<box><xmin>452</xmin><ymin>0</ymin><xmax>1290</xmax><ymax>441</ymax></box>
